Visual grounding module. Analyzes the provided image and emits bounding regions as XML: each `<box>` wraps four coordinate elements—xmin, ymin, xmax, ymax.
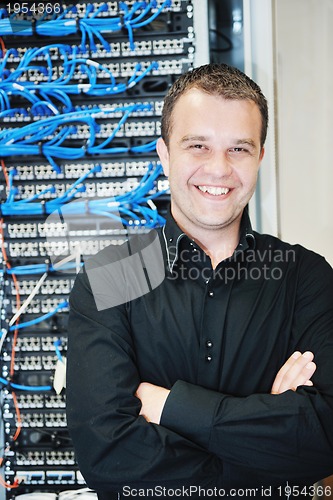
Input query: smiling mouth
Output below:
<box><xmin>197</xmin><ymin>185</ymin><xmax>230</xmax><ymax>196</ymax></box>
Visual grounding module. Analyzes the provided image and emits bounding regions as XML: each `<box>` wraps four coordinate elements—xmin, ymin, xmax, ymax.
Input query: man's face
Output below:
<box><xmin>157</xmin><ymin>88</ymin><xmax>265</xmax><ymax>237</ymax></box>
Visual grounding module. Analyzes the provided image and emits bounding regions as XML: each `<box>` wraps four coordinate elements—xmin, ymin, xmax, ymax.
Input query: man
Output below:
<box><xmin>66</xmin><ymin>63</ymin><xmax>333</xmax><ymax>500</ymax></box>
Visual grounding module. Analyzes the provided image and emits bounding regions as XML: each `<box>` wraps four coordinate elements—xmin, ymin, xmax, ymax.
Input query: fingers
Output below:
<box><xmin>271</xmin><ymin>351</ymin><xmax>316</xmax><ymax>394</ymax></box>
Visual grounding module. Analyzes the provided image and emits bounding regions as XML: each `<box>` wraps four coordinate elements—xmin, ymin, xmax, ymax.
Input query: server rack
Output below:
<box><xmin>0</xmin><ymin>1</ymin><xmax>245</xmax><ymax>498</ymax></box>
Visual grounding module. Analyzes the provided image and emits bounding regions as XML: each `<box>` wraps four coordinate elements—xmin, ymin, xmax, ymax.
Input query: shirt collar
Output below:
<box><xmin>162</xmin><ymin>205</ymin><xmax>256</xmax><ymax>273</ymax></box>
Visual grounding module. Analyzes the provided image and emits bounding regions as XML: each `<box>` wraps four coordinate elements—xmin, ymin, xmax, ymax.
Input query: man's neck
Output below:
<box><xmin>194</xmin><ymin>229</ymin><xmax>240</xmax><ymax>269</ymax></box>
<box><xmin>174</xmin><ymin>215</ymin><xmax>242</xmax><ymax>270</ymax></box>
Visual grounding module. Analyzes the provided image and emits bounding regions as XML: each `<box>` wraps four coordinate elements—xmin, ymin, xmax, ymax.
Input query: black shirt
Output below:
<box><xmin>66</xmin><ymin>208</ymin><xmax>333</xmax><ymax>499</ymax></box>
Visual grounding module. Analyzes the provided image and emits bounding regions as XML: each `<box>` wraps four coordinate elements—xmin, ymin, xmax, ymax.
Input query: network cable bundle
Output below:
<box><xmin>0</xmin><ymin>1</ymin><xmax>196</xmax><ymax>497</ymax></box>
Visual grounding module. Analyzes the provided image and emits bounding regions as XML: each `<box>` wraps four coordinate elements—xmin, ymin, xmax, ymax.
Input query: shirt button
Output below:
<box><xmin>208</xmin><ymin>291</ymin><xmax>214</xmax><ymax>297</ymax></box>
<box><xmin>206</xmin><ymin>340</ymin><xmax>213</xmax><ymax>348</ymax></box>
<box><xmin>205</xmin><ymin>355</ymin><xmax>212</xmax><ymax>362</ymax></box>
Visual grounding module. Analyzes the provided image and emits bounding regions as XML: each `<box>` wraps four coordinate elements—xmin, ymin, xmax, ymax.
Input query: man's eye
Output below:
<box><xmin>231</xmin><ymin>147</ymin><xmax>247</xmax><ymax>153</ymax></box>
<box><xmin>191</xmin><ymin>144</ymin><xmax>205</xmax><ymax>149</ymax></box>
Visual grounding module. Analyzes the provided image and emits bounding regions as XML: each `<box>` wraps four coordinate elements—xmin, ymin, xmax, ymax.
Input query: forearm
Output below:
<box><xmin>160</xmin><ymin>380</ymin><xmax>333</xmax><ymax>483</ymax></box>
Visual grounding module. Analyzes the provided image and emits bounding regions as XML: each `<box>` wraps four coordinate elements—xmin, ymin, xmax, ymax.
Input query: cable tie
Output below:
<box><xmin>38</xmin><ymin>141</ymin><xmax>44</xmax><ymax>156</ymax></box>
<box><xmin>76</xmin><ymin>16</ymin><xmax>81</xmax><ymax>34</ymax></box>
<box><xmin>119</xmin><ymin>12</ymin><xmax>126</xmax><ymax>32</ymax></box>
<box><xmin>31</xmin><ymin>17</ymin><xmax>38</xmax><ymax>37</ymax></box>
<box><xmin>45</xmin><ymin>259</ymin><xmax>53</xmax><ymax>275</ymax></box>
<box><xmin>40</xmin><ymin>199</ymin><xmax>47</xmax><ymax>216</ymax></box>
<box><xmin>85</xmin><ymin>199</ymin><xmax>90</xmax><ymax>214</ymax></box>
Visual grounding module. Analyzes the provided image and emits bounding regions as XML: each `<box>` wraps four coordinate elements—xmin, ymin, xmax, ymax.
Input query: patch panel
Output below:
<box><xmin>9</xmin><ymin>159</ymin><xmax>137</xmax><ymax>182</ymax></box>
<box><xmin>7</xmin><ymin>175</ymin><xmax>156</xmax><ymax>202</ymax></box>
<box><xmin>16</xmin><ymin>395</ymin><xmax>44</xmax><ymax>410</ymax></box>
<box><xmin>6</xmin><ymin>222</ymin><xmax>65</xmax><ymax>239</ymax></box>
<box><xmin>7</xmin><ymin>224</ymin><xmax>38</xmax><ymax>240</ymax></box>
<box><xmin>44</xmin><ymin>395</ymin><xmax>66</xmax><ymax>410</ymax></box>
<box><xmin>14</xmin><ymin>357</ymin><xmax>44</xmax><ymax>372</ymax></box>
<box><xmin>15</xmin><ymin>411</ymin><xmax>67</xmax><ymax>429</ymax></box>
<box><xmin>126</xmin><ymin>160</ymin><xmax>157</xmax><ymax>176</ymax></box>
<box><xmin>63</xmin><ymin>162</ymin><xmax>123</xmax><ymax>179</ymax></box>
<box><xmin>5</xmin><ymin>219</ymin><xmax>135</xmax><ymax>241</ymax></box>
<box><xmin>152</xmin><ymin>38</ymin><xmax>185</xmax><ymax>54</ymax></box>
<box><xmin>59</xmin><ymin>0</ymin><xmax>184</xmax><ymax>17</ymax></box>
<box><xmin>17</xmin><ymin>355</ymin><xmax>57</xmax><ymax>373</ymax></box>
<box><xmin>7</xmin><ymin>238</ymin><xmax>122</xmax><ymax>261</ymax></box>
<box><xmin>16</xmin><ymin>451</ymin><xmax>45</xmax><ymax>467</ymax></box>
<box><xmin>46</xmin><ymin>470</ymin><xmax>75</xmax><ymax>483</ymax></box>
<box><xmin>16</xmin><ymin>394</ymin><xmax>65</xmax><ymax>411</ymax></box>
<box><xmin>121</xmin><ymin>40</ymin><xmax>152</xmax><ymax>56</ymax></box>
<box><xmin>5</xmin><ymin>468</ymin><xmax>84</xmax><ymax>487</ymax></box>
<box><xmin>9</xmin><ymin>279</ymin><xmax>73</xmax><ymax>297</ymax></box>
<box><xmin>46</xmin><ymin>450</ymin><xmax>75</xmax><ymax>466</ymax></box>
<box><xmin>14</xmin><ymin>338</ymin><xmax>42</xmax><ymax>353</ymax></box>
<box><xmin>8</xmin><ymin>296</ymin><xmax>69</xmax><ymax>315</ymax></box>
<box><xmin>7</xmin><ymin>242</ymin><xmax>39</xmax><ymax>258</ymax></box>
<box><xmin>3</xmin><ymin>98</ymin><xmax>163</xmax><ymax>130</ymax></box>
<box><xmin>125</xmin><ymin>120</ymin><xmax>157</xmax><ymax>136</ymax></box>
<box><xmin>14</xmin><ymin>470</ymin><xmax>45</xmax><ymax>484</ymax></box>
<box><xmin>13</xmin><ymin>336</ymin><xmax>67</xmax><ymax>357</ymax></box>
<box><xmin>120</xmin><ymin>57</ymin><xmax>191</xmax><ymax>77</ymax></box>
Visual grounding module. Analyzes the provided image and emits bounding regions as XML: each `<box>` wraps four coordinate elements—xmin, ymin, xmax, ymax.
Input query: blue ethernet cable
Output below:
<box><xmin>54</xmin><ymin>339</ymin><xmax>64</xmax><ymax>363</ymax></box>
<box><xmin>8</xmin><ymin>301</ymin><xmax>69</xmax><ymax>331</ymax></box>
<box><xmin>1</xmin><ymin>161</ymin><xmax>164</xmax><ymax>219</ymax></box>
<box><xmin>0</xmin><ymin>104</ymin><xmax>157</xmax><ymax>171</ymax></box>
<box><xmin>131</xmin><ymin>0</ymin><xmax>171</xmax><ymax>29</ymax></box>
<box><xmin>4</xmin><ymin>262</ymin><xmax>79</xmax><ymax>276</ymax></box>
<box><xmin>0</xmin><ymin>0</ymin><xmax>172</xmax><ymax>50</ymax></box>
<box><xmin>0</xmin><ymin>376</ymin><xmax>52</xmax><ymax>391</ymax></box>
<box><xmin>0</xmin><ymin>58</ymin><xmax>158</xmax><ymax>113</ymax></box>
<box><xmin>3</xmin><ymin>164</ymin><xmax>101</xmax><ymax>207</ymax></box>
<box><xmin>1</xmin><ymin>163</ymin><xmax>166</xmax><ymax>228</ymax></box>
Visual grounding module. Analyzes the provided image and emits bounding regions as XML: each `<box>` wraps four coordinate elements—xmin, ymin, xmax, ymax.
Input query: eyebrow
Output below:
<box><xmin>180</xmin><ymin>136</ymin><xmax>258</xmax><ymax>150</ymax></box>
<box><xmin>234</xmin><ymin>139</ymin><xmax>257</xmax><ymax>150</ymax></box>
<box><xmin>179</xmin><ymin>135</ymin><xmax>208</xmax><ymax>145</ymax></box>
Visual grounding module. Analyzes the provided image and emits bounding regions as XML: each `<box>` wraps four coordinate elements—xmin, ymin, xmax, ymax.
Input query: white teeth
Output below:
<box><xmin>198</xmin><ymin>186</ymin><xmax>230</xmax><ymax>195</ymax></box>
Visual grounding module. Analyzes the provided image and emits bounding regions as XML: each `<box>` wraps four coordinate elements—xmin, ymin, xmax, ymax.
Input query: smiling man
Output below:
<box><xmin>67</xmin><ymin>64</ymin><xmax>333</xmax><ymax>500</ymax></box>
<box><xmin>156</xmin><ymin>87</ymin><xmax>264</xmax><ymax>267</ymax></box>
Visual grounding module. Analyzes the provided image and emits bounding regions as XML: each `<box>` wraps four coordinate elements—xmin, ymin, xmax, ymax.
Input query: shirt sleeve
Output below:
<box><xmin>161</xmin><ymin>252</ymin><xmax>333</xmax><ymax>485</ymax></box>
<box><xmin>66</xmin><ymin>266</ymin><xmax>221</xmax><ymax>492</ymax></box>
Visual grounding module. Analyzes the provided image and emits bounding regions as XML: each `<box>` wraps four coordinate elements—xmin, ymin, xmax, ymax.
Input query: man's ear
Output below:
<box><xmin>259</xmin><ymin>146</ymin><xmax>265</xmax><ymax>163</ymax></box>
<box><xmin>156</xmin><ymin>137</ymin><xmax>170</xmax><ymax>177</ymax></box>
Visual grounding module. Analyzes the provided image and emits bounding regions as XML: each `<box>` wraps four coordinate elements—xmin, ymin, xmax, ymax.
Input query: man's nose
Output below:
<box><xmin>204</xmin><ymin>151</ymin><xmax>232</xmax><ymax>177</ymax></box>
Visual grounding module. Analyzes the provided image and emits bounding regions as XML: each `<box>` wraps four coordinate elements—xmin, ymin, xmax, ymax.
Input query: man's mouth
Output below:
<box><xmin>197</xmin><ymin>185</ymin><xmax>230</xmax><ymax>196</ymax></box>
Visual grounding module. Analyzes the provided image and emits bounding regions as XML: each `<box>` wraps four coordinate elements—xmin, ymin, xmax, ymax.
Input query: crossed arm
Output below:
<box><xmin>136</xmin><ymin>350</ymin><xmax>316</xmax><ymax>424</ymax></box>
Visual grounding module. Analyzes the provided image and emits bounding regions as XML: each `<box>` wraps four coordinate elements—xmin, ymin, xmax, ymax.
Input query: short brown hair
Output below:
<box><xmin>161</xmin><ymin>63</ymin><xmax>268</xmax><ymax>148</ymax></box>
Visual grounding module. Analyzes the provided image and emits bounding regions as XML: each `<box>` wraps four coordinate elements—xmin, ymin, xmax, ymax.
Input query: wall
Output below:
<box><xmin>274</xmin><ymin>0</ymin><xmax>333</xmax><ymax>266</ymax></box>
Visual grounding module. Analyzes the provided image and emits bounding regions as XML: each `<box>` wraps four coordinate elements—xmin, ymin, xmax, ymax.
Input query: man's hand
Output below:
<box><xmin>136</xmin><ymin>382</ymin><xmax>170</xmax><ymax>424</ymax></box>
<box><xmin>271</xmin><ymin>351</ymin><xmax>316</xmax><ymax>394</ymax></box>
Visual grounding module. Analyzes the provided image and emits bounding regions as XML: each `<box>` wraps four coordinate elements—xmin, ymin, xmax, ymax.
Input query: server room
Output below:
<box><xmin>1</xmin><ymin>1</ymin><xmax>333</xmax><ymax>499</ymax></box>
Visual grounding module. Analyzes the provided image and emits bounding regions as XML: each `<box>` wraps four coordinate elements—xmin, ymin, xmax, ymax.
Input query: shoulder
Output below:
<box><xmin>253</xmin><ymin>231</ymin><xmax>333</xmax><ymax>288</ymax></box>
<box><xmin>254</xmin><ymin>231</ymin><xmax>331</xmax><ymax>265</ymax></box>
